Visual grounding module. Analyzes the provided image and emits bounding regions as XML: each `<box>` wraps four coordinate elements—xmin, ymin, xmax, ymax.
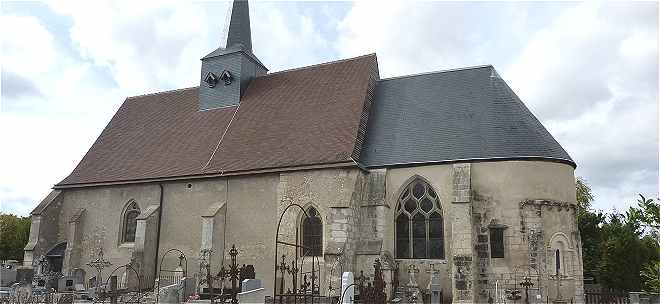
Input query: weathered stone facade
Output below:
<box><xmin>25</xmin><ymin>160</ymin><xmax>584</xmax><ymax>303</ymax></box>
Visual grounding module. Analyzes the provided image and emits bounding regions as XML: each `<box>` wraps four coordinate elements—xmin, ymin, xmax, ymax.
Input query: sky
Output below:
<box><xmin>1</xmin><ymin>1</ymin><xmax>658</xmax><ymax>216</ymax></box>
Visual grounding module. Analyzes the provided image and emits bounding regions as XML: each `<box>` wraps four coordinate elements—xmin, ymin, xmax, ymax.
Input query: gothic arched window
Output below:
<box><xmin>302</xmin><ymin>206</ymin><xmax>322</xmax><ymax>256</ymax></box>
<box><xmin>121</xmin><ymin>201</ymin><xmax>140</xmax><ymax>243</ymax></box>
<box><xmin>395</xmin><ymin>178</ymin><xmax>444</xmax><ymax>259</ymax></box>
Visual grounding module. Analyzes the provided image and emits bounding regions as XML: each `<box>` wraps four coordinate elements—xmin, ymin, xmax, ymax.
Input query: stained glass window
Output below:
<box><xmin>122</xmin><ymin>201</ymin><xmax>140</xmax><ymax>243</ymax></box>
<box><xmin>395</xmin><ymin>178</ymin><xmax>444</xmax><ymax>259</ymax></box>
<box><xmin>302</xmin><ymin>207</ymin><xmax>322</xmax><ymax>256</ymax></box>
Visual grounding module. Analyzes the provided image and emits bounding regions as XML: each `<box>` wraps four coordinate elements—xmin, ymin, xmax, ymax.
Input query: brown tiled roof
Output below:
<box><xmin>56</xmin><ymin>54</ymin><xmax>378</xmax><ymax>187</ymax></box>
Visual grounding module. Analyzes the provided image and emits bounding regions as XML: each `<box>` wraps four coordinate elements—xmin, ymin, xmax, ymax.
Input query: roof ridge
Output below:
<box><xmin>264</xmin><ymin>53</ymin><xmax>377</xmax><ymax>77</ymax></box>
<box><xmin>379</xmin><ymin>64</ymin><xmax>493</xmax><ymax>82</ymax></box>
<box><xmin>126</xmin><ymin>86</ymin><xmax>198</xmax><ymax>100</ymax></box>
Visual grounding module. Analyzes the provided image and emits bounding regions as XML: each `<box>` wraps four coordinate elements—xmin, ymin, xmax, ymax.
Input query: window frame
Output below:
<box><xmin>301</xmin><ymin>206</ymin><xmax>323</xmax><ymax>257</ymax></box>
<box><xmin>394</xmin><ymin>178</ymin><xmax>445</xmax><ymax>259</ymax></box>
<box><xmin>489</xmin><ymin>227</ymin><xmax>505</xmax><ymax>258</ymax></box>
<box><xmin>120</xmin><ymin>201</ymin><xmax>141</xmax><ymax>244</ymax></box>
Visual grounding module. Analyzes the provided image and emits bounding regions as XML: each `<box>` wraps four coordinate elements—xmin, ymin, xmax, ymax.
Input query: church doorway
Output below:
<box><xmin>44</xmin><ymin>242</ymin><xmax>66</xmax><ymax>274</ymax></box>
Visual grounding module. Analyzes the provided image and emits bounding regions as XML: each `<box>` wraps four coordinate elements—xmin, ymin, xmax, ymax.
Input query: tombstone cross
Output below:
<box><xmin>86</xmin><ymin>248</ymin><xmax>113</xmax><ymax>289</ymax></box>
<box><xmin>276</xmin><ymin>255</ymin><xmax>289</xmax><ymax>295</ymax></box>
<box><xmin>519</xmin><ymin>276</ymin><xmax>534</xmax><ymax>304</ymax></box>
<box><xmin>407</xmin><ymin>264</ymin><xmax>420</xmax><ymax>287</ymax></box>
<box><xmin>549</xmin><ymin>273</ymin><xmax>569</xmax><ymax>301</ymax></box>
<box><xmin>287</xmin><ymin>259</ymin><xmax>299</xmax><ymax>294</ymax></box>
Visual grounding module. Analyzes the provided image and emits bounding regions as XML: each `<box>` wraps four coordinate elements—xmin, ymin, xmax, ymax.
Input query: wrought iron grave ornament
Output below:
<box><xmin>86</xmin><ymin>248</ymin><xmax>113</xmax><ymax>289</ymax></box>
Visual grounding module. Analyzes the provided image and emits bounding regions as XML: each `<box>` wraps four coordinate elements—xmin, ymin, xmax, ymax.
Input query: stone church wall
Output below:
<box><xmin>26</xmin><ymin>160</ymin><xmax>582</xmax><ymax>302</ymax></box>
<box><xmin>158</xmin><ymin>178</ymin><xmax>231</xmax><ymax>282</ymax></box>
<box><xmin>360</xmin><ymin>160</ymin><xmax>580</xmax><ymax>303</ymax></box>
<box><xmin>381</xmin><ymin>163</ymin><xmax>455</xmax><ymax>300</ymax></box>
<box><xmin>469</xmin><ymin>160</ymin><xmax>580</xmax><ymax>303</ymax></box>
<box><xmin>53</xmin><ymin>184</ymin><xmax>161</xmax><ymax>284</ymax></box>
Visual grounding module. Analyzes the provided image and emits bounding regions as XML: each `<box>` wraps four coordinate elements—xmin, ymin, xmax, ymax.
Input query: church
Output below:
<box><xmin>23</xmin><ymin>0</ymin><xmax>584</xmax><ymax>303</ymax></box>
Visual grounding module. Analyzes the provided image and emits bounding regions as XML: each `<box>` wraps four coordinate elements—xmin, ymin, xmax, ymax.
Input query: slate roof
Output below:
<box><xmin>56</xmin><ymin>57</ymin><xmax>574</xmax><ymax>188</ymax></box>
<box><xmin>359</xmin><ymin>66</ymin><xmax>575</xmax><ymax>168</ymax></box>
<box><xmin>56</xmin><ymin>54</ymin><xmax>378</xmax><ymax>187</ymax></box>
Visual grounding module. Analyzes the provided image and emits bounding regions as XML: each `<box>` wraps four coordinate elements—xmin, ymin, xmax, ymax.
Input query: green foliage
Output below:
<box><xmin>597</xmin><ymin>212</ymin><xmax>659</xmax><ymax>291</ymax></box>
<box><xmin>0</xmin><ymin>213</ymin><xmax>31</xmax><ymax>262</ymax></box>
<box><xmin>576</xmin><ymin>176</ymin><xmax>594</xmax><ymax>211</ymax></box>
<box><xmin>641</xmin><ymin>260</ymin><xmax>660</xmax><ymax>293</ymax></box>
<box><xmin>628</xmin><ymin>194</ymin><xmax>660</xmax><ymax>243</ymax></box>
<box><xmin>576</xmin><ymin>178</ymin><xmax>660</xmax><ymax>292</ymax></box>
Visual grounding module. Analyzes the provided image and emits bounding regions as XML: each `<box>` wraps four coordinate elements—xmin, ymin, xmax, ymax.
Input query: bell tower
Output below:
<box><xmin>199</xmin><ymin>0</ymin><xmax>267</xmax><ymax>111</ymax></box>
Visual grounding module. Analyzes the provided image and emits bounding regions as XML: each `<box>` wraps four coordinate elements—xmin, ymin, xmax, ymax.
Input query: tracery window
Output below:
<box><xmin>121</xmin><ymin>201</ymin><xmax>140</xmax><ymax>243</ymax></box>
<box><xmin>395</xmin><ymin>178</ymin><xmax>444</xmax><ymax>259</ymax></box>
<box><xmin>301</xmin><ymin>206</ymin><xmax>322</xmax><ymax>256</ymax></box>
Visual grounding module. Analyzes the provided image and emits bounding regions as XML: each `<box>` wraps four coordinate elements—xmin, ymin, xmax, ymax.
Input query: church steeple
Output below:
<box><xmin>226</xmin><ymin>0</ymin><xmax>252</xmax><ymax>52</ymax></box>
<box><xmin>198</xmin><ymin>0</ymin><xmax>267</xmax><ymax>111</ymax></box>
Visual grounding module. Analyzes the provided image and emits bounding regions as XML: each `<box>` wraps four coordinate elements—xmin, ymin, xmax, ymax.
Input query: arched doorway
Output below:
<box><xmin>45</xmin><ymin>242</ymin><xmax>66</xmax><ymax>273</ymax></box>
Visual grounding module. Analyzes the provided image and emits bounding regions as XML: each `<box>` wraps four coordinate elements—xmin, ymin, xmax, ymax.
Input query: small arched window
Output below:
<box><xmin>301</xmin><ymin>206</ymin><xmax>322</xmax><ymax>256</ymax></box>
<box><xmin>555</xmin><ymin>249</ymin><xmax>561</xmax><ymax>275</ymax></box>
<box><xmin>121</xmin><ymin>201</ymin><xmax>140</xmax><ymax>243</ymax></box>
<box><xmin>395</xmin><ymin>178</ymin><xmax>444</xmax><ymax>259</ymax></box>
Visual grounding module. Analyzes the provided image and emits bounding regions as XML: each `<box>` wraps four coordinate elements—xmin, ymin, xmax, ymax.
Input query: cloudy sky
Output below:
<box><xmin>1</xmin><ymin>1</ymin><xmax>658</xmax><ymax>216</ymax></box>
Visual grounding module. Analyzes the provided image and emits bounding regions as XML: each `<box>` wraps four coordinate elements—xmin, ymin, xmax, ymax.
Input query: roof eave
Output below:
<box><xmin>53</xmin><ymin>160</ymin><xmax>358</xmax><ymax>189</ymax></box>
<box><xmin>359</xmin><ymin>156</ymin><xmax>577</xmax><ymax>170</ymax></box>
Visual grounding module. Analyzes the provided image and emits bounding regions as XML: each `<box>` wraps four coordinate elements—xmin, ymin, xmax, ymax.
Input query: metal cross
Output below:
<box><xmin>407</xmin><ymin>264</ymin><xmax>420</xmax><ymax>287</ymax></box>
<box><xmin>287</xmin><ymin>259</ymin><xmax>299</xmax><ymax>294</ymax></box>
<box><xmin>519</xmin><ymin>276</ymin><xmax>535</xmax><ymax>304</ymax></box>
<box><xmin>86</xmin><ymin>248</ymin><xmax>113</xmax><ymax>289</ymax></box>
<box><xmin>425</xmin><ymin>263</ymin><xmax>442</xmax><ymax>275</ymax></box>
<box><xmin>550</xmin><ymin>273</ymin><xmax>569</xmax><ymax>300</ymax></box>
<box><xmin>276</xmin><ymin>255</ymin><xmax>289</xmax><ymax>294</ymax></box>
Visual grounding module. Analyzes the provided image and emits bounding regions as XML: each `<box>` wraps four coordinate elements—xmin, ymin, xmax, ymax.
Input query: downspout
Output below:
<box><xmin>153</xmin><ymin>183</ymin><xmax>164</xmax><ymax>284</ymax></box>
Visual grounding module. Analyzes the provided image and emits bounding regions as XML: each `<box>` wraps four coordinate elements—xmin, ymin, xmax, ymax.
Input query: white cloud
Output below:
<box><xmin>47</xmin><ymin>1</ymin><xmax>215</xmax><ymax>94</ymax></box>
<box><xmin>251</xmin><ymin>2</ymin><xmax>333</xmax><ymax>72</ymax></box>
<box><xmin>504</xmin><ymin>2</ymin><xmax>658</xmax><ymax>210</ymax></box>
<box><xmin>1</xmin><ymin>13</ymin><xmax>123</xmax><ymax>215</ymax></box>
<box><xmin>336</xmin><ymin>1</ymin><xmax>530</xmax><ymax>78</ymax></box>
<box><xmin>1</xmin><ymin>1</ymin><xmax>657</xmax><ymax>216</ymax></box>
<box><xmin>1</xmin><ymin>1</ymin><xmax>338</xmax><ymax>215</ymax></box>
<box><xmin>337</xmin><ymin>1</ymin><xmax>659</xmax><ymax>210</ymax></box>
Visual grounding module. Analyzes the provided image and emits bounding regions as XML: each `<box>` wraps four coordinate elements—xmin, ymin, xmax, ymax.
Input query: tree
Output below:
<box><xmin>576</xmin><ymin>177</ymin><xmax>602</xmax><ymax>281</ymax></box>
<box><xmin>0</xmin><ymin>213</ymin><xmax>31</xmax><ymax>262</ymax></box>
<box><xmin>575</xmin><ymin>178</ymin><xmax>660</xmax><ymax>292</ymax></box>
<box><xmin>641</xmin><ymin>260</ymin><xmax>660</xmax><ymax>293</ymax></box>
<box><xmin>597</xmin><ymin>212</ymin><xmax>659</xmax><ymax>291</ymax></box>
<box><xmin>628</xmin><ymin>194</ymin><xmax>660</xmax><ymax>242</ymax></box>
<box><xmin>576</xmin><ymin>176</ymin><xmax>594</xmax><ymax>211</ymax></box>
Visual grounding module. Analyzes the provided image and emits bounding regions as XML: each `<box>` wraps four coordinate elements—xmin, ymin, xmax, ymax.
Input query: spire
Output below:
<box><xmin>226</xmin><ymin>0</ymin><xmax>252</xmax><ymax>52</ymax></box>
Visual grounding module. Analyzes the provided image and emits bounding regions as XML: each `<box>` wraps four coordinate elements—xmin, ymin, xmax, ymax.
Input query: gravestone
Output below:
<box><xmin>241</xmin><ymin>278</ymin><xmax>262</xmax><ymax>292</ymax></box>
<box><xmin>238</xmin><ymin>287</ymin><xmax>265</xmax><ymax>303</ymax></box>
<box><xmin>341</xmin><ymin>272</ymin><xmax>354</xmax><ymax>304</ymax></box>
<box><xmin>406</xmin><ymin>265</ymin><xmax>421</xmax><ymax>303</ymax></box>
<box><xmin>58</xmin><ymin>276</ymin><xmax>76</xmax><ymax>291</ymax></box>
<box><xmin>428</xmin><ymin>271</ymin><xmax>442</xmax><ymax>304</ymax></box>
<box><xmin>0</xmin><ymin>268</ymin><xmax>16</xmax><ymax>287</ymax></box>
<box><xmin>109</xmin><ymin>276</ymin><xmax>118</xmax><ymax>304</ymax></box>
<box><xmin>15</xmin><ymin>267</ymin><xmax>33</xmax><ymax>284</ymax></box>
<box><xmin>160</xmin><ymin>286</ymin><xmax>181</xmax><ymax>304</ymax></box>
<box><xmin>426</xmin><ymin>262</ymin><xmax>445</xmax><ymax>304</ymax></box>
<box><xmin>407</xmin><ymin>264</ymin><xmax>419</xmax><ymax>287</ymax></box>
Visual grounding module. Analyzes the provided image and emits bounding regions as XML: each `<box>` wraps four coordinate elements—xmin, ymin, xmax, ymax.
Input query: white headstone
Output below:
<box><xmin>238</xmin><ymin>287</ymin><xmax>265</xmax><ymax>304</ymax></box>
<box><xmin>341</xmin><ymin>272</ymin><xmax>354</xmax><ymax>304</ymax></box>
<box><xmin>242</xmin><ymin>278</ymin><xmax>262</xmax><ymax>292</ymax></box>
<box><xmin>426</xmin><ymin>263</ymin><xmax>443</xmax><ymax>304</ymax></box>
